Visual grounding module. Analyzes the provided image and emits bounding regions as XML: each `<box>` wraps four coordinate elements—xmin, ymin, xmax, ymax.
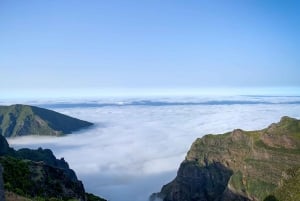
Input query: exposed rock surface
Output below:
<box><xmin>0</xmin><ymin>104</ymin><xmax>93</xmax><ymax>137</ymax></box>
<box><xmin>152</xmin><ymin>116</ymin><xmax>300</xmax><ymax>201</ymax></box>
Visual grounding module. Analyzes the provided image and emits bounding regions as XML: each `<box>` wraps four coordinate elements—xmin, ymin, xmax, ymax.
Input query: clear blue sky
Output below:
<box><xmin>0</xmin><ymin>1</ymin><xmax>299</xmax><ymax>97</ymax></box>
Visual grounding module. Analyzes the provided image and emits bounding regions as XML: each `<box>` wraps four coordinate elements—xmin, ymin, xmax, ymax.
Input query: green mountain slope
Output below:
<box><xmin>152</xmin><ymin>116</ymin><xmax>300</xmax><ymax>201</ymax></box>
<box><xmin>0</xmin><ymin>104</ymin><xmax>93</xmax><ymax>137</ymax></box>
<box><xmin>0</xmin><ymin>134</ymin><xmax>106</xmax><ymax>201</ymax></box>
<box><xmin>265</xmin><ymin>167</ymin><xmax>300</xmax><ymax>201</ymax></box>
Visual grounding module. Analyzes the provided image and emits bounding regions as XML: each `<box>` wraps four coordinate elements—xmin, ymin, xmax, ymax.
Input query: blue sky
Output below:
<box><xmin>0</xmin><ymin>1</ymin><xmax>299</xmax><ymax>97</ymax></box>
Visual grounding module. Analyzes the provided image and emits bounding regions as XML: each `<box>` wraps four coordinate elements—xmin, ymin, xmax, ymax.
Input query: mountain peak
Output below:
<box><xmin>0</xmin><ymin>104</ymin><xmax>93</xmax><ymax>137</ymax></box>
<box><xmin>266</xmin><ymin>116</ymin><xmax>300</xmax><ymax>134</ymax></box>
<box><xmin>278</xmin><ymin>116</ymin><xmax>299</xmax><ymax>126</ymax></box>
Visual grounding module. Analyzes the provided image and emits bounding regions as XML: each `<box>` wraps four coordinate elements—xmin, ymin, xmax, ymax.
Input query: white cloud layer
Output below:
<box><xmin>8</xmin><ymin>96</ymin><xmax>300</xmax><ymax>201</ymax></box>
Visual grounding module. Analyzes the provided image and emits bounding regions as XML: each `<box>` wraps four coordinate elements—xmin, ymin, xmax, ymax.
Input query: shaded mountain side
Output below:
<box><xmin>151</xmin><ymin>162</ymin><xmax>250</xmax><ymax>201</ymax></box>
<box><xmin>0</xmin><ymin>156</ymin><xmax>85</xmax><ymax>200</ymax></box>
<box><xmin>0</xmin><ymin>104</ymin><xmax>93</xmax><ymax>137</ymax></box>
<box><xmin>0</xmin><ymin>165</ymin><xmax>4</xmax><ymax>201</ymax></box>
<box><xmin>0</xmin><ymin>135</ymin><xmax>106</xmax><ymax>201</ymax></box>
<box><xmin>152</xmin><ymin>116</ymin><xmax>300</xmax><ymax>201</ymax></box>
<box><xmin>14</xmin><ymin>148</ymin><xmax>78</xmax><ymax>180</ymax></box>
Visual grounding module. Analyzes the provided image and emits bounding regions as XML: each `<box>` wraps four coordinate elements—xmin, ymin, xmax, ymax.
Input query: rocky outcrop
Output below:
<box><xmin>0</xmin><ymin>131</ymin><xmax>106</xmax><ymax>201</ymax></box>
<box><xmin>0</xmin><ymin>104</ymin><xmax>93</xmax><ymax>137</ymax></box>
<box><xmin>29</xmin><ymin>161</ymin><xmax>86</xmax><ymax>200</ymax></box>
<box><xmin>152</xmin><ymin>161</ymin><xmax>250</xmax><ymax>201</ymax></box>
<box><xmin>15</xmin><ymin>147</ymin><xmax>78</xmax><ymax>180</ymax></box>
<box><xmin>152</xmin><ymin>117</ymin><xmax>300</xmax><ymax>201</ymax></box>
<box><xmin>0</xmin><ymin>152</ymin><xmax>86</xmax><ymax>201</ymax></box>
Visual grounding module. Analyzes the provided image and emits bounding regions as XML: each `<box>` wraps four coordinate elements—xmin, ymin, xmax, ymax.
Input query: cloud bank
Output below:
<box><xmin>8</xmin><ymin>96</ymin><xmax>300</xmax><ymax>201</ymax></box>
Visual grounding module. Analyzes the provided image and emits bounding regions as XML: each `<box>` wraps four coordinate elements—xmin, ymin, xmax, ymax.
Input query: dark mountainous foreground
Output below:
<box><xmin>0</xmin><ymin>104</ymin><xmax>93</xmax><ymax>137</ymax></box>
<box><xmin>0</xmin><ymin>165</ymin><xmax>4</xmax><ymax>200</ymax></box>
<box><xmin>151</xmin><ymin>116</ymin><xmax>300</xmax><ymax>201</ymax></box>
<box><xmin>0</xmin><ymin>134</ymin><xmax>106</xmax><ymax>201</ymax></box>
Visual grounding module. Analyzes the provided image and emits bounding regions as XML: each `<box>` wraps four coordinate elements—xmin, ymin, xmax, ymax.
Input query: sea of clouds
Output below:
<box><xmin>7</xmin><ymin>95</ymin><xmax>300</xmax><ymax>201</ymax></box>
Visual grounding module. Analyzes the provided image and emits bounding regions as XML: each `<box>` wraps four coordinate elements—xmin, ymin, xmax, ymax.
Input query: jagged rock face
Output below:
<box><xmin>0</xmin><ymin>134</ymin><xmax>86</xmax><ymax>200</ymax></box>
<box><xmin>153</xmin><ymin>117</ymin><xmax>300</xmax><ymax>201</ymax></box>
<box><xmin>15</xmin><ymin>148</ymin><xmax>76</xmax><ymax>178</ymax></box>
<box><xmin>154</xmin><ymin>161</ymin><xmax>249</xmax><ymax>201</ymax></box>
<box><xmin>0</xmin><ymin>104</ymin><xmax>93</xmax><ymax>137</ymax></box>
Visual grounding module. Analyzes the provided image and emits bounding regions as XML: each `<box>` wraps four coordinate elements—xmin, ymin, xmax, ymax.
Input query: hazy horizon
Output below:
<box><xmin>2</xmin><ymin>86</ymin><xmax>300</xmax><ymax>102</ymax></box>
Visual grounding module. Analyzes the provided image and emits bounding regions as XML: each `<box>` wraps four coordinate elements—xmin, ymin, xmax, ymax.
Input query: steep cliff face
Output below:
<box><xmin>0</xmin><ymin>135</ymin><xmax>12</xmax><ymax>155</ymax></box>
<box><xmin>0</xmin><ymin>104</ymin><xmax>93</xmax><ymax>137</ymax></box>
<box><xmin>152</xmin><ymin>117</ymin><xmax>300</xmax><ymax>201</ymax></box>
<box><xmin>0</xmin><ymin>156</ymin><xmax>86</xmax><ymax>201</ymax></box>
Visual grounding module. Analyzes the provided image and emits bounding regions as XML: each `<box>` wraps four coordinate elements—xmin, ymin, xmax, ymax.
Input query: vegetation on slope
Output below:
<box><xmin>0</xmin><ymin>156</ymin><xmax>32</xmax><ymax>196</ymax></box>
<box><xmin>0</xmin><ymin>134</ymin><xmax>106</xmax><ymax>201</ymax></box>
<box><xmin>264</xmin><ymin>167</ymin><xmax>300</xmax><ymax>201</ymax></box>
<box><xmin>0</xmin><ymin>104</ymin><xmax>93</xmax><ymax>137</ymax></box>
<box><xmin>153</xmin><ymin>116</ymin><xmax>300</xmax><ymax>201</ymax></box>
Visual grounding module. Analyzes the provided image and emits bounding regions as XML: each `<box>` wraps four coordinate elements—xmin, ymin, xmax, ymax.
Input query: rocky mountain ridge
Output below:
<box><xmin>152</xmin><ymin>116</ymin><xmax>300</xmax><ymax>201</ymax></box>
<box><xmin>0</xmin><ymin>134</ymin><xmax>106</xmax><ymax>201</ymax></box>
